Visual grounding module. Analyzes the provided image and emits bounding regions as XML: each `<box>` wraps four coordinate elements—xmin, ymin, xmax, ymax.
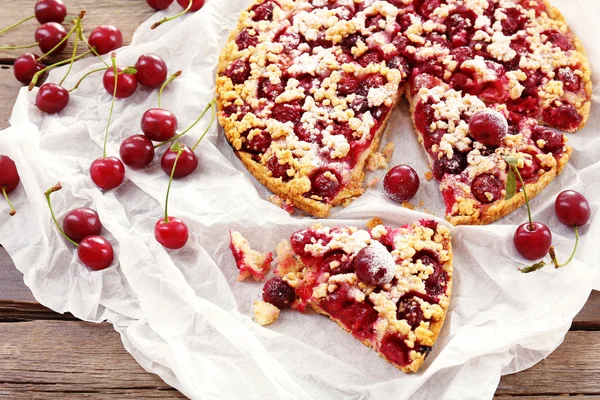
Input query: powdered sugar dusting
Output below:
<box><xmin>360</xmin><ymin>241</ymin><xmax>396</xmax><ymax>284</ymax></box>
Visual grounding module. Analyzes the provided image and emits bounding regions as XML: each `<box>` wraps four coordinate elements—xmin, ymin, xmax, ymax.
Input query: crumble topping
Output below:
<box><xmin>253</xmin><ymin>300</ymin><xmax>280</xmax><ymax>326</ymax></box>
<box><xmin>230</xmin><ymin>231</ymin><xmax>274</xmax><ymax>281</ymax></box>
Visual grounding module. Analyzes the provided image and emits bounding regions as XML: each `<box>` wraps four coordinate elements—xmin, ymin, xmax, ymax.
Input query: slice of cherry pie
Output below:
<box><xmin>274</xmin><ymin>219</ymin><xmax>452</xmax><ymax>372</ymax></box>
<box><xmin>216</xmin><ymin>0</ymin><xmax>591</xmax><ymax>223</ymax></box>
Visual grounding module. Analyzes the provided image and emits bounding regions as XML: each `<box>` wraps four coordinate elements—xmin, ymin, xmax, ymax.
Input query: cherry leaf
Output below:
<box><xmin>505</xmin><ymin>167</ymin><xmax>516</xmax><ymax>200</ymax></box>
<box><xmin>503</xmin><ymin>155</ymin><xmax>519</xmax><ymax>167</ymax></box>
<box><xmin>170</xmin><ymin>142</ymin><xmax>182</xmax><ymax>152</ymax></box>
<box><xmin>520</xmin><ymin>260</ymin><xmax>547</xmax><ymax>274</ymax></box>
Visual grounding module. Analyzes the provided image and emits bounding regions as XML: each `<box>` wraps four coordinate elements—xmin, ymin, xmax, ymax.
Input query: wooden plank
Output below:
<box><xmin>0</xmin><ymin>320</ymin><xmax>183</xmax><ymax>397</ymax></box>
<box><xmin>0</xmin><ymin>388</ymin><xmax>184</xmax><ymax>399</ymax></box>
<box><xmin>0</xmin><ymin>247</ymin><xmax>36</xmax><ymax>304</ymax></box>
<box><xmin>0</xmin><ymin>0</ymin><xmax>154</xmax><ymax>63</ymax></box>
<box><xmin>0</xmin><ymin>66</ymin><xmax>21</xmax><ymax>130</ymax></box>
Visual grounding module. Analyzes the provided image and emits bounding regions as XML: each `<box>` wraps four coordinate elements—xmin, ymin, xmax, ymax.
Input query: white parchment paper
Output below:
<box><xmin>1</xmin><ymin>1</ymin><xmax>600</xmax><ymax>398</ymax></box>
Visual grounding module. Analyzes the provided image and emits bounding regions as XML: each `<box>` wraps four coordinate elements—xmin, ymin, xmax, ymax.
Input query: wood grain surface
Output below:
<box><xmin>0</xmin><ymin>0</ymin><xmax>599</xmax><ymax>399</ymax></box>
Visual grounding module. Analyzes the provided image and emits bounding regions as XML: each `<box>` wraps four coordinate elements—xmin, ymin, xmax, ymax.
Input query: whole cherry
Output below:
<box><xmin>90</xmin><ymin>157</ymin><xmax>126</xmax><ymax>190</ymax></box>
<box><xmin>35</xmin><ymin>0</ymin><xmax>67</xmax><ymax>24</ymax></box>
<box><xmin>141</xmin><ymin>71</ymin><xmax>182</xmax><ymax>142</ymax></box>
<box><xmin>14</xmin><ymin>53</ymin><xmax>45</xmax><ymax>85</ymax></box>
<box><xmin>147</xmin><ymin>0</ymin><xmax>175</xmax><ymax>10</ymax></box>
<box><xmin>103</xmin><ymin>66</ymin><xmax>138</xmax><ymax>98</ymax></box>
<box><xmin>135</xmin><ymin>54</ymin><xmax>168</xmax><ymax>87</ymax></box>
<box><xmin>119</xmin><ymin>135</ymin><xmax>155</xmax><ymax>169</ymax></box>
<box><xmin>88</xmin><ymin>25</ymin><xmax>123</xmax><ymax>55</ymax></box>
<box><xmin>514</xmin><ymin>222</ymin><xmax>552</xmax><ymax>261</ymax></box>
<box><xmin>45</xmin><ymin>183</ymin><xmax>114</xmax><ymax>271</ymax></box>
<box><xmin>383</xmin><ymin>164</ymin><xmax>420</xmax><ymax>203</ymax></box>
<box><xmin>36</xmin><ymin>83</ymin><xmax>69</xmax><ymax>114</ymax></box>
<box><xmin>555</xmin><ymin>190</ymin><xmax>591</xmax><ymax>227</ymax></box>
<box><xmin>469</xmin><ymin>109</ymin><xmax>508</xmax><ymax>147</ymax></box>
<box><xmin>0</xmin><ymin>155</ymin><xmax>20</xmax><ymax>216</ymax></box>
<box><xmin>262</xmin><ymin>277</ymin><xmax>295</xmax><ymax>308</ymax></box>
<box><xmin>353</xmin><ymin>243</ymin><xmax>396</xmax><ymax>286</ymax></box>
<box><xmin>63</xmin><ymin>208</ymin><xmax>103</xmax><ymax>243</ymax></box>
<box><xmin>35</xmin><ymin>22</ymin><xmax>68</xmax><ymax>54</ymax></box>
<box><xmin>155</xmin><ymin>144</ymin><xmax>189</xmax><ymax>250</ymax></box>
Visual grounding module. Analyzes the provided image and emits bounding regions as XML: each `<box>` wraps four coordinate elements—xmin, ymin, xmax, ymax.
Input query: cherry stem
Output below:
<box><xmin>103</xmin><ymin>53</ymin><xmax>118</xmax><ymax>159</ymax></box>
<box><xmin>0</xmin><ymin>43</ymin><xmax>39</xmax><ymax>50</ymax></box>
<box><xmin>154</xmin><ymin>99</ymin><xmax>215</xmax><ymax>149</ymax></box>
<box><xmin>151</xmin><ymin>0</ymin><xmax>193</xmax><ymax>29</ymax></box>
<box><xmin>554</xmin><ymin>225</ymin><xmax>580</xmax><ymax>269</ymax></box>
<box><xmin>37</xmin><ymin>12</ymin><xmax>84</xmax><ymax>62</ymax></box>
<box><xmin>28</xmin><ymin>48</ymin><xmax>93</xmax><ymax>90</ymax></box>
<box><xmin>158</xmin><ymin>70</ymin><xmax>182</xmax><ymax>109</ymax></box>
<box><xmin>511</xmin><ymin>165</ymin><xmax>533</xmax><ymax>228</ymax></box>
<box><xmin>1</xmin><ymin>186</ymin><xmax>16</xmax><ymax>216</ymax></box>
<box><xmin>45</xmin><ymin>183</ymin><xmax>79</xmax><ymax>247</ymax></box>
<box><xmin>191</xmin><ymin>100</ymin><xmax>215</xmax><ymax>152</ymax></box>
<box><xmin>164</xmin><ymin>148</ymin><xmax>183</xmax><ymax>223</ymax></box>
<box><xmin>59</xmin><ymin>19</ymin><xmax>82</xmax><ymax>87</ymax></box>
<box><xmin>68</xmin><ymin>67</ymin><xmax>107</xmax><ymax>92</ymax></box>
<box><xmin>78</xmin><ymin>24</ymin><xmax>110</xmax><ymax>69</ymax></box>
<box><xmin>0</xmin><ymin>15</ymin><xmax>35</xmax><ymax>36</ymax></box>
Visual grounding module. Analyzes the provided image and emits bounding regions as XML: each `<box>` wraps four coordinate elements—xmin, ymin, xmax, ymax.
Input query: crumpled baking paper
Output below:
<box><xmin>1</xmin><ymin>0</ymin><xmax>599</xmax><ymax>398</ymax></box>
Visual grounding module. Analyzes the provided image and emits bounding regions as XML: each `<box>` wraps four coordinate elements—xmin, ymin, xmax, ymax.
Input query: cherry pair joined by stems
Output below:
<box><xmin>154</xmin><ymin>143</ymin><xmax>189</xmax><ymax>250</ymax></box>
<box><xmin>0</xmin><ymin>0</ymin><xmax>66</xmax><ymax>38</ymax></box>
<box><xmin>0</xmin><ymin>155</ymin><xmax>20</xmax><ymax>216</ymax></box>
<box><xmin>91</xmin><ymin>53</ymin><xmax>126</xmax><ymax>191</ymax></box>
<box><xmin>103</xmin><ymin>53</ymin><xmax>168</xmax><ymax>99</ymax></box>
<box><xmin>151</xmin><ymin>0</ymin><xmax>206</xmax><ymax>30</ymax></box>
<box><xmin>159</xmin><ymin>99</ymin><xmax>216</xmax><ymax>178</ymax></box>
<box><xmin>45</xmin><ymin>183</ymin><xmax>114</xmax><ymax>271</ymax></box>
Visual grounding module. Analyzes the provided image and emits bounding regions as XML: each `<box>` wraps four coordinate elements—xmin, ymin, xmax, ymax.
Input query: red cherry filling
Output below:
<box><xmin>263</xmin><ymin>277</ymin><xmax>296</xmax><ymax>308</ymax></box>
<box><xmin>258</xmin><ymin>78</ymin><xmax>285</xmax><ymax>100</ymax></box>
<box><xmin>555</xmin><ymin>190</ymin><xmax>591</xmax><ymax>227</ymax></box>
<box><xmin>340</xmin><ymin>301</ymin><xmax>379</xmax><ymax>341</ymax></box>
<box><xmin>358</xmin><ymin>51</ymin><xmax>383</xmax><ymax>67</ymax></box>
<box><xmin>532</xmin><ymin>126</ymin><xmax>564</xmax><ymax>153</ymax></box>
<box><xmin>224</xmin><ymin>59</ymin><xmax>251</xmax><ymax>85</ymax></box>
<box><xmin>271</xmin><ymin>102</ymin><xmax>302</xmax><ymax>123</ymax></box>
<box><xmin>446</xmin><ymin>11</ymin><xmax>476</xmax><ymax>47</ymax></box>
<box><xmin>416</xmin><ymin>0</ymin><xmax>442</xmax><ymax>17</ymax></box>
<box><xmin>309</xmin><ymin>169</ymin><xmax>341</xmax><ymax>201</ymax></box>
<box><xmin>557</xmin><ymin>68</ymin><xmax>581</xmax><ymax>92</ymax></box>
<box><xmin>337</xmin><ymin>72</ymin><xmax>359</xmax><ymax>95</ymax></box>
<box><xmin>543</xmin><ymin>30</ymin><xmax>574</xmax><ymax>51</ymax></box>
<box><xmin>468</xmin><ymin>110</ymin><xmax>508</xmax><ymax>146</ymax></box>
<box><xmin>517</xmin><ymin>154</ymin><xmax>541</xmax><ymax>180</ymax></box>
<box><xmin>542</xmin><ymin>103</ymin><xmax>582</xmax><ymax>132</ymax></box>
<box><xmin>397</xmin><ymin>296</ymin><xmax>424</xmax><ymax>328</ymax></box>
<box><xmin>414</xmin><ymin>102</ymin><xmax>435</xmax><ymax>135</ymax></box>
<box><xmin>451</xmin><ymin>46</ymin><xmax>474</xmax><ymax>65</ymax></box>
<box><xmin>276</xmin><ymin>29</ymin><xmax>302</xmax><ymax>52</ymax></box>
<box><xmin>321</xmin><ymin>251</ymin><xmax>354</xmax><ymax>275</ymax></box>
<box><xmin>471</xmin><ymin>173</ymin><xmax>503</xmax><ymax>204</ymax></box>
<box><xmin>433</xmin><ymin>152</ymin><xmax>467</xmax><ymax>180</ymax></box>
<box><xmin>267</xmin><ymin>156</ymin><xmax>291</xmax><ymax>180</ymax></box>
<box><xmin>236</xmin><ymin>28</ymin><xmax>258</xmax><ymax>50</ymax></box>
<box><xmin>379</xmin><ymin>334</ymin><xmax>410</xmax><ymax>367</ymax></box>
<box><xmin>243</xmin><ymin>130</ymin><xmax>272</xmax><ymax>154</ymax></box>
<box><xmin>290</xmin><ymin>228</ymin><xmax>331</xmax><ymax>258</ymax></box>
<box><xmin>501</xmin><ymin>7</ymin><xmax>527</xmax><ymax>35</ymax></box>
<box><xmin>252</xmin><ymin>1</ymin><xmax>276</xmax><ymax>21</ymax></box>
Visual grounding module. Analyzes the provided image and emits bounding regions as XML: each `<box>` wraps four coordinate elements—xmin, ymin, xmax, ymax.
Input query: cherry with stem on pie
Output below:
<box><xmin>90</xmin><ymin>53</ymin><xmax>126</xmax><ymax>190</ymax></box>
<box><xmin>45</xmin><ymin>183</ymin><xmax>114</xmax><ymax>271</ymax></box>
<box><xmin>154</xmin><ymin>143</ymin><xmax>189</xmax><ymax>250</ymax></box>
<box><xmin>158</xmin><ymin>99</ymin><xmax>216</xmax><ymax>178</ymax></box>
<box><xmin>0</xmin><ymin>155</ymin><xmax>20</xmax><ymax>216</ymax></box>
<box><xmin>141</xmin><ymin>70</ymin><xmax>182</xmax><ymax>142</ymax></box>
<box><xmin>151</xmin><ymin>0</ymin><xmax>205</xmax><ymax>30</ymax></box>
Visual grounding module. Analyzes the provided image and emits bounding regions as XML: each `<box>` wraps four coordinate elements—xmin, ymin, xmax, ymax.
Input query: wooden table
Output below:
<box><xmin>0</xmin><ymin>2</ymin><xmax>599</xmax><ymax>398</ymax></box>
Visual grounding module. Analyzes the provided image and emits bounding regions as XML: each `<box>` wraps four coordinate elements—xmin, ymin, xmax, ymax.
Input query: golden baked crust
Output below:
<box><xmin>216</xmin><ymin>0</ymin><xmax>592</xmax><ymax>223</ymax></box>
<box><xmin>276</xmin><ymin>220</ymin><xmax>453</xmax><ymax>373</ymax></box>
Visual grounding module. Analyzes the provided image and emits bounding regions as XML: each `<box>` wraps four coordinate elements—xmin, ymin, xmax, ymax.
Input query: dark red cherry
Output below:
<box><xmin>103</xmin><ymin>67</ymin><xmax>138</xmax><ymax>99</ymax></box>
<box><xmin>383</xmin><ymin>165</ymin><xmax>420</xmax><ymax>203</ymax></box>
<box><xmin>471</xmin><ymin>174</ymin><xmax>503</xmax><ymax>204</ymax></box>
<box><xmin>236</xmin><ymin>28</ymin><xmax>258</xmax><ymax>50</ymax></box>
<box><xmin>266</xmin><ymin>156</ymin><xmax>290</xmax><ymax>179</ymax></box>
<box><xmin>555</xmin><ymin>190</ymin><xmax>591</xmax><ymax>227</ymax></box>
<box><xmin>271</xmin><ymin>102</ymin><xmax>302</xmax><ymax>123</ymax></box>
<box><xmin>514</xmin><ymin>222</ymin><xmax>552</xmax><ymax>260</ymax></box>
<box><xmin>35</xmin><ymin>83</ymin><xmax>69</xmax><ymax>114</ymax></box>
<box><xmin>501</xmin><ymin>7</ymin><xmax>526</xmax><ymax>35</ymax></box>
<box><xmin>78</xmin><ymin>235</ymin><xmax>114</xmax><ymax>271</ymax></box>
<box><xmin>135</xmin><ymin>54</ymin><xmax>168</xmax><ymax>87</ymax></box>
<box><xmin>146</xmin><ymin>0</ymin><xmax>174</xmax><ymax>10</ymax></box>
<box><xmin>433</xmin><ymin>152</ymin><xmax>467</xmax><ymax>179</ymax></box>
<box><xmin>258</xmin><ymin>78</ymin><xmax>285</xmax><ymax>100</ymax></box>
<box><xmin>397</xmin><ymin>296</ymin><xmax>424</xmax><ymax>328</ymax></box>
<box><xmin>155</xmin><ymin>216</ymin><xmax>189</xmax><ymax>249</ymax></box>
<box><xmin>532</xmin><ymin>126</ymin><xmax>564</xmax><ymax>153</ymax></box>
<box><xmin>262</xmin><ymin>277</ymin><xmax>295</xmax><ymax>308</ymax></box>
<box><xmin>321</xmin><ymin>251</ymin><xmax>354</xmax><ymax>275</ymax></box>
<box><xmin>90</xmin><ymin>157</ymin><xmax>126</xmax><ymax>190</ymax></box>
<box><xmin>14</xmin><ymin>53</ymin><xmax>45</xmax><ymax>85</ymax></box>
<box><xmin>176</xmin><ymin>0</ymin><xmax>206</xmax><ymax>12</ymax></box>
<box><xmin>63</xmin><ymin>208</ymin><xmax>102</xmax><ymax>243</ymax></box>
<box><xmin>557</xmin><ymin>68</ymin><xmax>581</xmax><ymax>92</ymax></box>
<box><xmin>160</xmin><ymin>145</ymin><xmax>198</xmax><ymax>178</ymax></box>
<box><xmin>542</xmin><ymin>103</ymin><xmax>582</xmax><ymax>132</ymax></box>
<box><xmin>518</xmin><ymin>154</ymin><xmax>540</xmax><ymax>180</ymax></box>
<box><xmin>469</xmin><ymin>110</ymin><xmax>508</xmax><ymax>146</ymax></box>
<box><xmin>243</xmin><ymin>131</ymin><xmax>272</xmax><ymax>154</ymax></box>
<box><xmin>310</xmin><ymin>170</ymin><xmax>340</xmax><ymax>200</ymax></box>
<box><xmin>89</xmin><ymin>25</ymin><xmax>123</xmax><ymax>55</ymax></box>
<box><xmin>141</xmin><ymin>108</ymin><xmax>178</xmax><ymax>142</ymax></box>
<box><xmin>337</xmin><ymin>72</ymin><xmax>359</xmax><ymax>95</ymax></box>
<box><xmin>35</xmin><ymin>22</ymin><xmax>67</xmax><ymax>54</ymax></box>
<box><xmin>252</xmin><ymin>1</ymin><xmax>276</xmax><ymax>21</ymax></box>
<box><xmin>354</xmin><ymin>245</ymin><xmax>396</xmax><ymax>286</ymax></box>
<box><xmin>224</xmin><ymin>59</ymin><xmax>250</xmax><ymax>85</ymax></box>
<box><xmin>0</xmin><ymin>156</ymin><xmax>20</xmax><ymax>193</ymax></box>
<box><xmin>119</xmin><ymin>135</ymin><xmax>155</xmax><ymax>169</ymax></box>
<box><xmin>35</xmin><ymin>0</ymin><xmax>67</xmax><ymax>23</ymax></box>
<box><xmin>543</xmin><ymin>30</ymin><xmax>573</xmax><ymax>51</ymax></box>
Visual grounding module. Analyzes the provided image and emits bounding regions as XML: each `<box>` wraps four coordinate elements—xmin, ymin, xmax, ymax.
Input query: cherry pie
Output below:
<box><xmin>274</xmin><ymin>219</ymin><xmax>452</xmax><ymax>372</ymax></box>
<box><xmin>216</xmin><ymin>0</ymin><xmax>591</xmax><ymax>223</ymax></box>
